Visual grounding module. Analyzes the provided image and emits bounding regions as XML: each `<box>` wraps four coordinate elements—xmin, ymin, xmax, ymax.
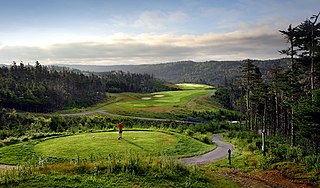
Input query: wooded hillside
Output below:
<box><xmin>65</xmin><ymin>59</ymin><xmax>289</xmax><ymax>86</ymax></box>
<box><xmin>0</xmin><ymin>62</ymin><xmax>174</xmax><ymax>112</ymax></box>
<box><xmin>215</xmin><ymin>12</ymin><xmax>320</xmax><ymax>156</ymax></box>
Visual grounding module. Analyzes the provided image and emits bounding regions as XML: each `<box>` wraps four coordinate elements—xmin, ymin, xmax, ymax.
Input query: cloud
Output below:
<box><xmin>135</xmin><ymin>11</ymin><xmax>188</xmax><ymax>29</ymax></box>
<box><xmin>0</xmin><ymin>27</ymin><xmax>286</xmax><ymax>65</ymax></box>
<box><xmin>111</xmin><ymin>10</ymin><xmax>189</xmax><ymax>30</ymax></box>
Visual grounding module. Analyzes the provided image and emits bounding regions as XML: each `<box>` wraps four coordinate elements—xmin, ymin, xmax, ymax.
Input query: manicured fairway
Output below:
<box><xmin>101</xmin><ymin>89</ymin><xmax>211</xmax><ymax>109</ymax></box>
<box><xmin>176</xmin><ymin>83</ymin><xmax>215</xmax><ymax>90</ymax></box>
<box><xmin>95</xmin><ymin>83</ymin><xmax>214</xmax><ymax>110</ymax></box>
<box><xmin>59</xmin><ymin>83</ymin><xmax>218</xmax><ymax>118</ymax></box>
<box><xmin>33</xmin><ymin>131</ymin><xmax>214</xmax><ymax>160</ymax></box>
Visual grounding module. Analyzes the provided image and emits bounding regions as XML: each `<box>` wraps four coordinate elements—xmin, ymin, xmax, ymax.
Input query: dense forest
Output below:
<box><xmin>99</xmin><ymin>71</ymin><xmax>175</xmax><ymax>93</ymax></box>
<box><xmin>0</xmin><ymin>62</ymin><xmax>174</xmax><ymax>112</ymax></box>
<box><xmin>65</xmin><ymin>58</ymin><xmax>289</xmax><ymax>86</ymax></box>
<box><xmin>215</xmin><ymin>13</ymin><xmax>320</xmax><ymax>155</ymax></box>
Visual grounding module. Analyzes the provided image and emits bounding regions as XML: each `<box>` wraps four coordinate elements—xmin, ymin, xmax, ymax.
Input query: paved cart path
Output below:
<box><xmin>180</xmin><ymin>134</ymin><xmax>234</xmax><ymax>166</ymax></box>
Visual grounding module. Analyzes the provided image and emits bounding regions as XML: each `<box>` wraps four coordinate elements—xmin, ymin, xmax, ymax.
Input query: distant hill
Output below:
<box><xmin>63</xmin><ymin>59</ymin><xmax>289</xmax><ymax>86</ymax></box>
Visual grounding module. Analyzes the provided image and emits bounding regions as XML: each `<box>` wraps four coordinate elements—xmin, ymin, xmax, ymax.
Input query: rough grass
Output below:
<box><xmin>207</xmin><ymin>133</ymin><xmax>320</xmax><ymax>187</ymax></box>
<box><xmin>0</xmin><ymin>153</ymin><xmax>239</xmax><ymax>188</ymax></box>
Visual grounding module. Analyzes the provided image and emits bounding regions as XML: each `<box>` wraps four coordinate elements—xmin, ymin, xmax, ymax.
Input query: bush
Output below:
<box><xmin>268</xmin><ymin>144</ymin><xmax>287</xmax><ymax>162</ymax></box>
<box><xmin>304</xmin><ymin>155</ymin><xmax>320</xmax><ymax>171</ymax></box>
<box><xmin>286</xmin><ymin>146</ymin><xmax>303</xmax><ymax>162</ymax></box>
<box><xmin>184</xmin><ymin>129</ymin><xmax>194</xmax><ymax>137</ymax></box>
<box><xmin>201</xmin><ymin>136</ymin><xmax>212</xmax><ymax>144</ymax></box>
<box><xmin>245</xmin><ymin>142</ymin><xmax>257</xmax><ymax>152</ymax></box>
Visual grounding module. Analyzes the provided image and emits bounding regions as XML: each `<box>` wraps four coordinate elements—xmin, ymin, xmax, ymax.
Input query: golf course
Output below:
<box><xmin>0</xmin><ymin>84</ymin><xmax>220</xmax><ymax>165</ymax></box>
<box><xmin>60</xmin><ymin>83</ymin><xmax>220</xmax><ymax>119</ymax></box>
<box><xmin>1</xmin><ymin>82</ymin><xmax>316</xmax><ymax>188</ymax></box>
<box><xmin>1</xmin><ymin>7</ymin><xmax>319</xmax><ymax>187</ymax></box>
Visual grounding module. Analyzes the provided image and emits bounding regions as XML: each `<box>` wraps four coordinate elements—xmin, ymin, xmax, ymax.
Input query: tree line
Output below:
<box><xmin>98</xmin><ymin>71</ymin><xmax>174</xmax><ymax>93</ymax></box>
<box><xmin>215</xmin><ymin>12</ymin><xmax>320</xmax><ymax>155</ymax></box>
<box><xmin>0</xmin><ymin>62</ymin><xmax>174</xmax><ymax>112</ymax></box>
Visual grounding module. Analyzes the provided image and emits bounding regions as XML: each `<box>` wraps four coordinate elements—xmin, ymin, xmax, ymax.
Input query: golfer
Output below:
<box><xmin>118</xmin><ymin>122</ymin><xmax>123</xmax><ymax>139</ymax></box>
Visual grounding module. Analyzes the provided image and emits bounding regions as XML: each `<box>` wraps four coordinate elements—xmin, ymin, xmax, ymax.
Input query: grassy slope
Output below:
<box><xmin>59</xmin><ymin>83</ymin><xmax>221</xmax><ymax>119</ymax></box>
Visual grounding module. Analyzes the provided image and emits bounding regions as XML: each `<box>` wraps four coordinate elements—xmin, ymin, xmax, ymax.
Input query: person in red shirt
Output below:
<box><xmin>118</xmin><ymin>122</ymin><xmax>123</xmax><ymax>140</ymax></box>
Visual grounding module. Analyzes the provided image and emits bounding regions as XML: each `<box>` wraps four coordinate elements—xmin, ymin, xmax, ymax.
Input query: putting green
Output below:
<box><xmin>34</xmin><ymin>131</ymin><xmax>214</xmax><ymax>160</ymax></box>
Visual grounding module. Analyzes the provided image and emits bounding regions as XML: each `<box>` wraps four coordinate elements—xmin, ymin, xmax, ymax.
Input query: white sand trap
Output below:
<box><xmin>153</xmin><ymin>95</ymin><xmax>164</xmax><ymax>98</ymax></box>
<box><xmin>141</xmin><ymin>97</ymin><xmax>151</xmax><ymax>100</ymax></box>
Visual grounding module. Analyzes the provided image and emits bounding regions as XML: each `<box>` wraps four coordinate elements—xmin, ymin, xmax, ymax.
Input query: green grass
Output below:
<box><xmin>0</xmin><ymin>131</ymin><xmax>214</xmax><ymax>164</ymax></box>
<box><xmin>100</xmin><ymin>89</ymin><xmax>212</xmax><ymax>109</ymax></box>
<box><xmin>34</xmin><ymin>131</ymin><xmax>213</xmax><ymax>160</ymax></box>
<box><xmin>0</xmin><ymin>131</ymin><xmax>240</xmax><ymax>187</ymax></box>
<box><xmin>59</xmin><ymin>83</ymin><xmax>218</xmax><ymax>118</ymax></box>
<box><xmin>176</xmin><ymin>83</ymin><xmax>215</xmax><ymax>90</ymax></box>
<box><xmin>0</xmin><ymin>140</ymin><xmax>39</xmax><ymax>165</ymax></box>
<box><xmin>0</xmin><ymin>154</ymin><xmax>240</xmax><ymax>188</ymax></box>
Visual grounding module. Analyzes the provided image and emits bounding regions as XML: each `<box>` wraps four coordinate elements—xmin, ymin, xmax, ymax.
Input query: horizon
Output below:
<box><xmin>0</xmin><ymin>0</ymin><xmax>319</xmax><ymax>65</ymax></box>
<box><xmin>0</xmin><ymin>57</ymin><xmax>288</xmax><ymax>67</ymax></box>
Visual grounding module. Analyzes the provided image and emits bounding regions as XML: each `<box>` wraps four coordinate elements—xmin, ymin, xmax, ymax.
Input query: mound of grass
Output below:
<box><xmin>0</xmin><ymin>131</ymin><xmax>214</xmax><ymax>164</ymax></box>
<box><xmin>34</xmin><ymin>131</ymin><xmax>213</xmax><ymax>160</ymax></box>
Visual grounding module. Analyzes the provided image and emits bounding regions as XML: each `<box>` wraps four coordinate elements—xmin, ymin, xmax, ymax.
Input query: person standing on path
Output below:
<box><xmin>118</xmin><ymin>122</ymin><xmax>123</xmax><ymax>139</ymax></box>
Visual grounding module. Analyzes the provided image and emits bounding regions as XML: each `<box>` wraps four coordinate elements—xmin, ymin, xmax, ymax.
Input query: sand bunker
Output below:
<box><xmin>141</xmin><ymin>97</ymin><xmax>151</xmax><ymax>100</ymax></box>
<box><xmin>153</xmin><ymin>95</ymin><xmax>164</xmax><ymax>98</ymax></box>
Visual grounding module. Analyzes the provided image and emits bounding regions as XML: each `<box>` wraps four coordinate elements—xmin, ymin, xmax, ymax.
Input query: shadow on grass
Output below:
<box><xmin>122</xmin><ymin>138</ymin><xmax>147</xmax><ymax>151</ymax></box>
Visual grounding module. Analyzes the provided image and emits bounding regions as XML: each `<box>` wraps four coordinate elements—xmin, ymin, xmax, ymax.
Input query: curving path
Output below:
<box><xmin>180</xmin><ymin>134</ymin><xmax>234</xmax><ymax>166</ymax></box>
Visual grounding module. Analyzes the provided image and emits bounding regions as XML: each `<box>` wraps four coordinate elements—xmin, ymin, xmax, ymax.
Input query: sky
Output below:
<box><xmin>0</xmin><ymin>0</ymin><xmax>319</xmax><ymax>65</ymax></box>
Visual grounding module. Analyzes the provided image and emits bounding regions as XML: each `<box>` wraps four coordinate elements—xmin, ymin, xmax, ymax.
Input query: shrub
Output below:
<box><xmin>268</xmin><ymin>144</ymin><xmax>287</xmax><ymax>162</ymax></box>
<box><xmin>184</xmin><ymin>129</ymin><xmax>194</xmax><ymax>137</ymax></box>
<box><xmin>245</xmin><ymin>142</ymin><xmax>257</xmax><ymax>152</ymax></box>
<box><xmin>304</xmin><ymin>155</ymin><xmax>320</xmax><ymax>171</ymax></box>
<box><xmin>286</xmin><ymin>146</ymin><xmax>303</xmax><ymax>162</ymax></box>
<box><xmin>201</xmin><ymin>135</ymin><xmax>212</xmax><ymax>144</ymax></box>
<box><xmin>0</xmin><ymin>130</ymin><xmax>13</xmax><ymax>140</ymax></box>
